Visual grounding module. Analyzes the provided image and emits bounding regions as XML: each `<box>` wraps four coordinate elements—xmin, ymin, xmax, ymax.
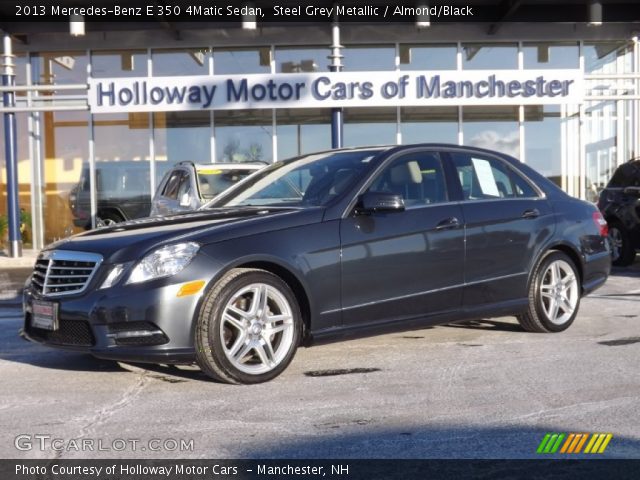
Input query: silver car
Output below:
<box><xmin>150</xmin><ymin>162</ymin><xmax>264</xmax><ymax>216</ymax></box>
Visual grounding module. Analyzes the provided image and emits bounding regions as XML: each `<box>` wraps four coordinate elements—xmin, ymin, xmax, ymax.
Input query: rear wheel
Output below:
<box><xmin>517</xmin><ymin>251</ymin><xmax>580</xmax><ymax>333</ymax></box>
<box><xmin>195</xmin><ymin>268</ymin><xmax>302</xmax><ymax>384</ymax></box>
<box><xmin>608</xmin><ymin>221</ymin><xmax>636</xmax><ymax>267</ymax></box>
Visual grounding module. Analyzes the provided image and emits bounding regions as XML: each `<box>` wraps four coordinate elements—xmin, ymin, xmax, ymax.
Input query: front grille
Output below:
<box><xmin>31</xmin><ymin>250</ymin><xmax>102</xmax><ymax>297</ymax></box>
<box><xmin>27</xmin><ymin>317</ymin><xmax>95</xmax><ymax>347</ymax></box>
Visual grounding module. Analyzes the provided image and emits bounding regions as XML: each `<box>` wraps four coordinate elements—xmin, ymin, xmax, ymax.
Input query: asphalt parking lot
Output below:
<box><xmin>1</xmin><ymin>262</ymin><xmax>639</xmax><ymax>460</ymax></box>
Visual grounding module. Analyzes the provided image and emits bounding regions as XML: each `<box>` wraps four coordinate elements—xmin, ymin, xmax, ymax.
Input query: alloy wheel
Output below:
<box><xmin>220</xmin><ymin>282</ymin><xmax>295</xmax><ymax>375</ymax></box>
<box><xmin>539</xmin><ymin>259</ymin><xmax>579</xmax><ymax>325</ymax></box>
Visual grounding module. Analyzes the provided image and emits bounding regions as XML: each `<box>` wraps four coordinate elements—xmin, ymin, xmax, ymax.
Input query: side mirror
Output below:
<box><xmin>623</xmin><ymin>186</ymin><xmax>640</xmax><ymax>197</ymax></box>
<box><xmin>179</xmin><ymin>192</ymin><xmax>191</xmax><ymax>207</ymax></box>
<box><xmin>356</xmin><ymin>192</ymin><xmax>405</xmax><ymax>214</ymax></box>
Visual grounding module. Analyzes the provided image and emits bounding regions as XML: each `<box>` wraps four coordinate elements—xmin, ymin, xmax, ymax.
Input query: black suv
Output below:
<box><xmin>70</xmin><ymin>161</ymin><xmax>168</xmax><ymax>228</ymax></box>
<box><xmin>597</xmin><ymin>159</ymin><xmax>640</xmax><ymax>266</ymax></box>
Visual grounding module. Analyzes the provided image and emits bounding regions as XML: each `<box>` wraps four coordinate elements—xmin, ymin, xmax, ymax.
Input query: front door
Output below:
<box><xmin>340</xmin><ymin>150</ymin><xmax>465</xmax><ymax>326</ymax></box>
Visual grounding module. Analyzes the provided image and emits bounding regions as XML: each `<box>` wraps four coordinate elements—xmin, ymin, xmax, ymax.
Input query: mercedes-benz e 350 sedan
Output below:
<box><xmin>22</xmin><ymin>145</ymin><xmax>611</xmax><ymax>384</ymax></box>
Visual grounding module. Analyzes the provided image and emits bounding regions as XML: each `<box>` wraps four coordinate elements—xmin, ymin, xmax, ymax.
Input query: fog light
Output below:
<box><xmin>177</xmin><ymin>280</ymin><xmax>206</xmax><ymax>297</ymax></box>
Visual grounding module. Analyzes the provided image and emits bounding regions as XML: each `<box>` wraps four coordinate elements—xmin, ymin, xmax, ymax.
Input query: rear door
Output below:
<box><xmin>448</xmin><ymin>150</ymin><xmax>555</xmax><ymax>306</ymax></box>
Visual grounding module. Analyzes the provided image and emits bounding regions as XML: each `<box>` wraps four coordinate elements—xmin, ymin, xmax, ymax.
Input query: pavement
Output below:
<box><xmin>0</xmin><ymin>249</ymin><xmax>38</xmax><ymax>305</ymax></box>
<box><xmin>0</xmin><ymin>256</ymin><xmax>639</xmax><ymax>460</ymax></box>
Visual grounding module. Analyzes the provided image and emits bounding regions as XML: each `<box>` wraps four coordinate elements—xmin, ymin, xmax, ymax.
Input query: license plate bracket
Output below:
<box><xmin>31</xmin><ymin>300</ymin><xmax>59</xmax><ymax>331</ymax></box>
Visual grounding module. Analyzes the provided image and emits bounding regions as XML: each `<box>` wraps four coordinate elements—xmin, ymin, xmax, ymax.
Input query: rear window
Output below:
<box><xmin>451</xmin><ymin>152</ymin><xmax>538</xmax><ymax>200</ymax></box>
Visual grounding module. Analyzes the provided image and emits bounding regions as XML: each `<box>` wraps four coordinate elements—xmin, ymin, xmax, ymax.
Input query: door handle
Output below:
<box><xmin>436</xmin><ymin>217</ymin><xmax>461</xmax><ymax>230</ymax></box>
<box><xmin>522</xmin><ymin>208</ymin><xmax>540</xmax><ymax>219</ymax></box>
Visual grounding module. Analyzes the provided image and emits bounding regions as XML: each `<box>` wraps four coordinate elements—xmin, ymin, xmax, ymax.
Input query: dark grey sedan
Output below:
<box><xmin>22</xmin><ymin>144</ymin><xmax>611</xmax><ymax>384</ymax></box>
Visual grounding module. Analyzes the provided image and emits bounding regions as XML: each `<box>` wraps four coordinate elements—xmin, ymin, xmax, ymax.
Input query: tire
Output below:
<box><xmin>608</xmin><ymin>221</ymin><xmax>636</xmax><ymax>267</ymax></box>
<box><xmin>195</xmin><ymin>268</ymin><xmax>302</xmax><ymax>384</ymax></box>
<box><xmin>517</xmin><ymin>251</ymin><xmax>581</xmax><ymax>333</ymax></box>
<box><xmin>95</xmin><ymin>212</ymin><xmax>124</xmax><ymax>228</ymax></box>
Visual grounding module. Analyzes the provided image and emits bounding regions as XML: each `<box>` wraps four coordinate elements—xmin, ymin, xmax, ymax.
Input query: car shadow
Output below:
<box><xmin>609</xmin><ymin>264</ymin><xmax>640</xmax><ymax>279</ymax></box>
<box><xmin>122</xmin><ymin>362</ymin><xmax>211</xmax><ymax>383</ymax></box>
<box><xmin>444</xmin><ymin>319</ymin><xmax>525</xmax><ymax>332</ymax></box>
<box><xmin>235</xmin><ymin>424</ymin><xmax>640</xmax><ymax>461</ymax></box>
<box><xmin>0</xmin><ymin>313</ymin><xmax>125</xmax><ymax>372</ymax></box>
<box><xmin>0</xmin><ymin>308</ymin><xmax>215</xmax><ymax>380</ymax></box>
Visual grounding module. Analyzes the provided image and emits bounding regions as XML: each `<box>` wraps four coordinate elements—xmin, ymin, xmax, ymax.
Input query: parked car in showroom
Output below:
<box><xmin>150</xmin><ymin>162</ymin><xmax>264</xmax><ymax>217</ymax></box>
<box><xmin>23</xmin><ymin>144</ymin><xmax>611</xmax><ymax>384</ymax></box>
<box><xmin>597</xmin><ymin>158</ymin><xmax>640</xmax><ymax>266</ymax></box>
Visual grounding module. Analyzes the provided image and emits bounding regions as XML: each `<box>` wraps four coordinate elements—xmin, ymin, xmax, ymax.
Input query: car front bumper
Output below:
<box><xmin>21</xmin><ymin>256</ymin><xmax>221</xmax><ymax>365</ymax></box>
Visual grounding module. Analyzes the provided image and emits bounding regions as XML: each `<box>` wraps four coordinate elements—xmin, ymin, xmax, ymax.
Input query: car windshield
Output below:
<box><xmin>206</xmin><ymin>150</ymin><xmax>381</xmax><ymax>208</ymax></box>
<box><xmin>197</xmin><ymin>168</ymin><xmax>257</xmax><ymax>199</ymax></box>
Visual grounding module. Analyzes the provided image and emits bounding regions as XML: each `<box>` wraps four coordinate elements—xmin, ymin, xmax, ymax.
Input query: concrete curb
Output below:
<box><xmin>0</xmin><ymin>249</ymin><xmax>39</xmax><ymax>269</ymax></box>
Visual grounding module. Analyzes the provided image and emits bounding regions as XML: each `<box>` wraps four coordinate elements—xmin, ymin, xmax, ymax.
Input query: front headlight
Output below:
<box><xmin>126</xmin><ymin>242</ymin><xmax>200</xmax><ymax>285</ymax></box>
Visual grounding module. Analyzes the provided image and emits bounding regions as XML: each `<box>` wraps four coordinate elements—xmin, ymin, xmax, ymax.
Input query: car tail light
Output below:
<box><xmin>592</xmin><ymin>211</ymin><xmax>608</xmax><ymax>237</ymax></box>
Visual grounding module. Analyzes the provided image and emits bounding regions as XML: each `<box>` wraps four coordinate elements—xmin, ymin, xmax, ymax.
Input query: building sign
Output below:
<box><xmin>88</xmin><ymin>69</ymin><xmax>583</xmax><ymax>113</ymax></box>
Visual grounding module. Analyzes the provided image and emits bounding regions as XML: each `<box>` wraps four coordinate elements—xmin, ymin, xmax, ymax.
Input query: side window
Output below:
<box><xmin>162</xmin><ymin>170</ymin><xmax>184</xmax><ymax>200</ymax></box>
<box><xmin>177</xmin><ymin>172</ymin><xmax>191</xmax><ymax>198</ymax></box>
<box><xmin>511</xmin><ymin>171</ymin><xmax>539</xmax><ymax>198</ymax></box>
<box><xmin>451</xmin><ymin>153</ymin><xmax>537</xmax><ymax>200</ymax></box>
<box><xmin>367</xmin><ymin>152</ymin><xmax>448</xmax><ymax>208</ymax></box>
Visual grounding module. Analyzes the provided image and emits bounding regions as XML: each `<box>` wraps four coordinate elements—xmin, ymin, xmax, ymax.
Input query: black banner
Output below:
<box><xmin>2</xmin><ymin>459</ymin><xmax>640</xmax><ymax>480</ymax></box>
<box><xmin>1</xmin><ymin>1</ymin><xmax>640</xmax><ymax>23</ymax></box>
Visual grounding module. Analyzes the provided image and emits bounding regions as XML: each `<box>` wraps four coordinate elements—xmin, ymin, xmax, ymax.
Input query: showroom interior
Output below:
<box><xmin>0</xmin><ymin>1</ymin><xmax>639</xmax><ymax>252</ymax></box>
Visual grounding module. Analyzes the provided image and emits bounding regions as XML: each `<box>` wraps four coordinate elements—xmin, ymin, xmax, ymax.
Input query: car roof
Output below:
<box><xmin>193</xmin><ymin>163</ymin><xmax>264</xmax><ymax>170</ymax></box>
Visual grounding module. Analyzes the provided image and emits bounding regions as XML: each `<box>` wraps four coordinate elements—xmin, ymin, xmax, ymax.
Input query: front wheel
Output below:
<box><xmin>517</xmin><ymin>251</ymin><xmax>581</xmax><ymax>333</ymax></box>
<box><xmin>195</xmin><ymin>268</ymin><xmax>302</xmax><ymax>384</ymax></box>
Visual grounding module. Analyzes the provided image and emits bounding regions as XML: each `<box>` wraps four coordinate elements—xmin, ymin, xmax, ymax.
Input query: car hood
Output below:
<box><xmin>46</xmin><ymin>207</ymin><xmax>320</xmax><ymax>263</ymax></box>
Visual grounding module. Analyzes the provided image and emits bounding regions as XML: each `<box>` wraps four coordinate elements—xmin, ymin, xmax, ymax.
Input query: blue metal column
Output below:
<box><xmin>3</xmin><ymin>34</ymin><xmax>21</xmax><ymax>257</ymax></box>
<box><xmin>329</xmin><ymin>21</ymin><xmax>343</xmax><ymax>149</ymax></box>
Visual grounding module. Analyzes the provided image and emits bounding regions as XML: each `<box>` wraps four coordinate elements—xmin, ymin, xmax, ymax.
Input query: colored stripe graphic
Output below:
<box><xmin>537</xmin><ymin>433</ymin><xmax>612</xmax><ymax>454</ymax></box>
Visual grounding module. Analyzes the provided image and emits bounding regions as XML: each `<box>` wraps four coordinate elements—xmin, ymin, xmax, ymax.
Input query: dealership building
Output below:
<box><xmin>1</xmin><ymin>1</ymin><xmax>639</xmax><ymax>252</ymax></box>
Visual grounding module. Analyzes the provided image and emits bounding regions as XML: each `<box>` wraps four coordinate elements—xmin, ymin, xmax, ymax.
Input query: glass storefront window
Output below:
<box><xmin>215</xmin><ymin>110</ymin><xmax>272</xmax><ymax>163</ymax></box>
<box><xmin>524</xmin><ymin>105</ymin><xmax>562</xmax><ymax>185</ymax></box>
<box><xmin>343</xmin><ymin>46</ymin><xmax>395</xmax><ymax>71</ymax></box>
<box><xmin>584</xmin><ymin>41</ymin><xmax>631</xmax><ymax>74</ymax></box>
<box><xmin>154</xmin><ymin>111</ymin><xmax>212</xmax><ymax>184</ymax></box>
<box><xmin>93</xmin><ymin>113</ymin><xmax>152</xmax><ymax>224</ymax></box>
<box><xmin>585</xmin><ymin>101</ymin><xmax>618</xmax><ymax>202</ymax></box>
<box><xmin>400</xmin><ymin>107</ymin><xmax>458</xmax><ymax>144</ymax></box>
<box><xmin>275</xmin><ymin>47</ymin><xmax>328</xmax><ymax>73</ymax></box>
<box><xmin>399</xmin><ymin>44</ymin><xmax>457</xmax><ymax>70</ymax></box>
<box><xmin>462</xmin><ymin>43</ymin><xmax>518</xmax><ymax>70</ymax></box>
<box><xmin>32</xmin><ymin>51</ymin><xmax>88</xmax><ymax>85</ymax></box>
<box><xmin>344</xmin><ymin>108</ymin><xmax>397</xmax><ymax>147</ymax></box>
<box><xmin>91</xmin><ymin>50</ymin><xmax>148</xmax><ymax>77</ymax></box>
<box><xmin>152</xmin><ymin>48</ymin><xmax>211</xmax><ymax>76</ymax></box>
<box><xmin>214</xmin><ymin>48</ymin><xmax>271</xmax><ymax>75</ymax></box>
<box><xmin>463</xmin><ymin>106</ymin><xmax>519</xmax><ymax>158</ymax></box>
<box><xmin>276</xmin><ymin>109</ymin><xmax>331</xmax><ymax>160</ymax></box>
<box><xmin>523</xmin><ymin>42</ymin><xmax>579</xmax><ymax>69</ymax></box>
<box><xmin>39</xmin><ymin>111</ymin><xmax>89</xmax><ymax>243</ymax></box>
